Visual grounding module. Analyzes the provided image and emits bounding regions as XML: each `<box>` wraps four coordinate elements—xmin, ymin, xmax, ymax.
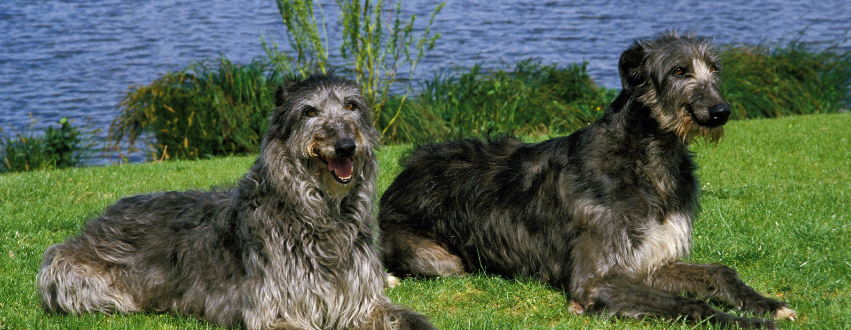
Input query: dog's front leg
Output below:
<box><xmin>647</xmin><ymin>262</ymin><xmax>797</xmax><ymax>320</ymax></box>
<box><xmin>570</xmin><ymin>274</ymin><xmax>776</xmax><ymax>329</ymax></box>
<box><xmin>568</xmin><ymin>239</ymin><xmax>777</xmax><ymax>329</ymax></box>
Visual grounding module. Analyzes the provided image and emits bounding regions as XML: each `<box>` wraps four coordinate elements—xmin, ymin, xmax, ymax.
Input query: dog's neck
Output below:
<box><xmin>596</xmin><ymin>91</ymin><xmax>699</xmax><ymax>213</ymax></box>
<box><xmin>239</xmin><ymin>148</ymin><xmax>378</xmax><ymax>232</ymax></box>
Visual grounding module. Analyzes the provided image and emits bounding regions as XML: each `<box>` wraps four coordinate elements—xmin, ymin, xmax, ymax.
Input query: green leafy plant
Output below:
<box><xmin>1</xmin><ymin>117</ymin><xmax>92</xmax><ymax>172</ymax></box>
<box><xmin>42</xmin><ymin>117</ymin><xmax>82</xmax><ymax>169</ymax></box>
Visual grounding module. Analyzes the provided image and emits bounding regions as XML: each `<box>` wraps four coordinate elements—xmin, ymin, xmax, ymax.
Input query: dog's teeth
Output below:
<box><xmin>328</xmin><ymin>157</ymin><xmax>353</xmax><ymax>179</ymax></box>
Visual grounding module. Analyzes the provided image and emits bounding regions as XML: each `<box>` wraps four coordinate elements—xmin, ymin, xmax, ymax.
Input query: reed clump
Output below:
<box><xmin>721</xmin><ymin>41</ymin><xmax>851</xmax><ymax>119</ymax></box>
<box><xmin>110</xmin><ymin>57</ymin><xmax>284</xmax><ymax>160</ymax></box>
<box><xmin>108</xmin><ymin>40</ymin><xmax>851</xmax><ymax>160</ymax></box>
<box><xmin>378</xmin><ymin>61</ymin><xmax>617</xmax><ymax>144</ymax></box>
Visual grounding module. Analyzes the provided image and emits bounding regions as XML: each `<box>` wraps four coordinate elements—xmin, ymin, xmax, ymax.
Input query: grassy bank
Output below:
<box><xmin>1</xmin><ymin>113</ymin><xmax>849</xmax><ymax>329</ymax></box>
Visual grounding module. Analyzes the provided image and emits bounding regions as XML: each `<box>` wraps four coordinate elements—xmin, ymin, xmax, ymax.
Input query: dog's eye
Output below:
<box><xmin>303</xmin><ymin>107</ymin><xmax>317</xmax><ymax>117</ymax></box>
<box><xmin>344</xmin><ymin>102</ymin><xmax>357</xmax><ymax>111</ymax></box>
<box><xmin>709</xmin><ymin>65</ymin><xmax>719</xmax><ymax>73</ymax></box>
<box><xmin>673</xmin><ymin>67</ymin><xmax>685</xmax><ymax>76</ymax></box>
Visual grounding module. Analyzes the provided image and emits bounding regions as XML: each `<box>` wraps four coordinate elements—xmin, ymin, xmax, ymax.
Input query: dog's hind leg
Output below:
<box><xmin>381</xmin><ymin>229</ymin><xmax>465</xmax><ymax>277</ymax></box>
<box><xmin>37</xmin><ymin>243</ymin><xmax>139</xmax><ymax>314</ymax></box>
<box><xmin>648</xmin><ymin>262</ymin><xmax>797</xmax><ymax>320</ymax></box>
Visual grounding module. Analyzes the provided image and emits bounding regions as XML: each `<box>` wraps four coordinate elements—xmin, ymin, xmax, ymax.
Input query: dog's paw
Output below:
<box><xmin>386</xmin><ymin>274</ymin><xmax>400</xmax><ymax>288</ymax></box>
<box><xmin>568</xmin><ymin>300</ymin><xmax>584</xmax><ymax>314</ymax></box>
<box><xmin>389</xmin><ymin>307</ymin><xmax>437</xmax><ymax>330</ymax></box>
<box><xmin>772</xmin><ymin>306</ymin><xmax>797</xmax><ymax>321</ymax></box>
<box><xmin>396</xmin><ymin>315</ymin><xmax>437</xmax><ymax>330</ymax></box>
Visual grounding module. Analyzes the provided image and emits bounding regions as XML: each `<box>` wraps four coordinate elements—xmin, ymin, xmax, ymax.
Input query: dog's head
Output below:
<box><xmin>619</xmin><ymin>31</ymin><xmax>729</xmax><ymax>143</ymax></box>
<box><xmin>263</xmin><ymin>73</ymin><xmax>379</xmax><ymax>196</ymax></box>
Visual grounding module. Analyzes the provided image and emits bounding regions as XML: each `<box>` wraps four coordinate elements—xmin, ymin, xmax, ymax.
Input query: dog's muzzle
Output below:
<box><xmin>705</xmin><ymin>103</ymin><xmax>731</xmax><ymax>127</ymax></box>
<box><xmin>322</xmin><ymin>138</ymin><xmax>356</xmax><ymax>184</ymax></box>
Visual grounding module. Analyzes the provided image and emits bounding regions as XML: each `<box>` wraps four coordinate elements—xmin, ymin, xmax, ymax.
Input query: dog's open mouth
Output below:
<box><xmin>321</xmin><ymin>156</ymin><xmax>353</xmax><ymax>184</ymax></box>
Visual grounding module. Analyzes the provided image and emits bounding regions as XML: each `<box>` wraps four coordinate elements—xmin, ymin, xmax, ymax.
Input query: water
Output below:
<box><xmin>2</xmin><ymin>0</ymin><xmax>849</xmax><ymax>164</ymax></box>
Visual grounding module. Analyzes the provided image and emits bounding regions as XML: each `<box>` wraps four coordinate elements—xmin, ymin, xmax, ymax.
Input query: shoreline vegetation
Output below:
<box><xmin>106</xmin><ymin>39</ymin><xmax>851</xmax><ymax>163</ymax></box>
<box><xmin>1</xmin><ymin>38</ymin><xmax>834</xmax><ymax>169</ymax></box>
<box><xmin>3</xmin><ymin>1</ymin><xmax>850</xmax><ymax>169</ymax></box>
<box><xmin>0</xmin><ymin>24</ymin><xmax>851</xmax><ymax>169</ymax></box>
<box><xmin>3</xmin><ymin>39</ymin><xmax>849</xmax><ymax>170</ymax></box>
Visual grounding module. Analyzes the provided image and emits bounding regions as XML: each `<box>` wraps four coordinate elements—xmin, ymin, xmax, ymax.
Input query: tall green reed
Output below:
<box><xmin>269</xmin><ymin>0</ymin><xmax>329</xmax><ymax>76</ymax></box>
<box><xmin>268</xmin><ymin>0</ymin><xmax>444</xmax><ymax>133</ymax></box>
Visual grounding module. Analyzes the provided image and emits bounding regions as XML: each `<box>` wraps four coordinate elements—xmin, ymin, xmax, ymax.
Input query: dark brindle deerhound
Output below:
<box><xmin>379</xmin><ymin>32</ymin><xmax>796</xmax><ymax>329</ymax></box>
<box><xmin>38</xmin><ymin>74</ymin><xmax>435</xmax><ymax>330</ymax></box>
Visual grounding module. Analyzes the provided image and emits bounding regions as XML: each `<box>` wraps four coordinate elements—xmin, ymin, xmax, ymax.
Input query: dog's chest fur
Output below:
<box><xmin>243</xmin><ymin>205</ymin><xmax>384</xmax><ymax>329</ymax></box>
<box><xmin>609</xmin><ymin>132</ymin><xmax>696</xmax><ymax>274</ymax></box>
<box><xmin>236</xmin><ymin>167</ymin><xmax>384</xmax><ymax>329</ymax></box>
<box><xmin>562</xmin><ymin>117</ymin><xmax>698</xmax><ymax>276</ymax></box>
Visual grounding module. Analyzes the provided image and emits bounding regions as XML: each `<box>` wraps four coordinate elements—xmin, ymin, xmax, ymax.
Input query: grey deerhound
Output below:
<box><xmin>379</xmin><ymin>32</ymin><xmax>796</xmax><ymax>329</ymax></box>
<box><xmin>38</xmin><ymin>74</ymin><xmax>435</xmax><ymax>330</ymax></box>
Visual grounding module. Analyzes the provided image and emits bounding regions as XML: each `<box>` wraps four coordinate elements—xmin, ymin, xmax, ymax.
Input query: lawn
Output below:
<box><xmin>1</xmin><ymin>113</ymin><xmax>848</xmax><ymax>329</ymax></box>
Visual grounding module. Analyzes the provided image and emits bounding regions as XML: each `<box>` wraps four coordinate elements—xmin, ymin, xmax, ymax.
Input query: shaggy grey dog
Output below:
<box><xmin>379</xmin><ymin>32</ymin><xmax>796</xmax><ymax>329</ymax></box>
<box><xmin>38</xmin><ymin>74</ymin><xmax>435</xmax><ymax>330</ymax></box>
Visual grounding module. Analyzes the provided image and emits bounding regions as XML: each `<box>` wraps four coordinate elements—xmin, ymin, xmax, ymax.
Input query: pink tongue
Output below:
<box><xmin>328</xmin><ymin>158</ymin><xmax>353</xmax><ymax>178</ymax></box>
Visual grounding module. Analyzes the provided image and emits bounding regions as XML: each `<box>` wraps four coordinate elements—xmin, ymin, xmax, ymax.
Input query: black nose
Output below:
<box><xmin>708</xmin><ymin>103</ymin><xmax>731</xmax><ymax>126</ymax></box>
<box><xmin>334</xmin><ymin>139</ymin><xmax>356</xmax><ymax>158</ymax></box>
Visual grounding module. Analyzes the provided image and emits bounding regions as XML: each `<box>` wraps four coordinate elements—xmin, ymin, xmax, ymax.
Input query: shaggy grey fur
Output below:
<box><xmin>379</xmin><ymin>31</ymin><xmax>796</xmax><ymax>329</ymax></box>
<box><xmin>38</xmin><ymin>74</ymin><xmax>435</xmax><ymax>330</ymax></box>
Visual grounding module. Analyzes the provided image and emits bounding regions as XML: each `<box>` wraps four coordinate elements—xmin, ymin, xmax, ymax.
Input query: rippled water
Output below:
<box><xmin>1</xmin><ymin>0</ymin><xmax>849</xmax><ymax>164</ymax></box>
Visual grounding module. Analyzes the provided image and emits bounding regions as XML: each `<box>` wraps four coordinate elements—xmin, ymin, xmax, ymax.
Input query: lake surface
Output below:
<box><xmin>2</xmin><ymin>0</ymin><xmax>849</xmax><ymax>164</ymax></box>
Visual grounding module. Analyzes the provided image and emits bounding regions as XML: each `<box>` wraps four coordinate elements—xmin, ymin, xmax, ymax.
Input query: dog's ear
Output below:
<box><xmin>276</xmin><ymin>75</ymin><xmax>307</xmax><ymax>107</ymax></box>
<box><xmin>274</xmin><ymin>85</ymin><xmax>288</xmax><ymax>107</ymax></box>
<box><xmin>619</xmin><ymin>41</ymin><xmax>646</xmax><ymax>89</ymax></box>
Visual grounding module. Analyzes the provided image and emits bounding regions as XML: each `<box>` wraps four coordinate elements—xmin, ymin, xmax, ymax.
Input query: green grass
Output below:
<box><xmin>1</xmin><ymin>113</ymin><xmax>848</xmax><ymax>329</ymax></box>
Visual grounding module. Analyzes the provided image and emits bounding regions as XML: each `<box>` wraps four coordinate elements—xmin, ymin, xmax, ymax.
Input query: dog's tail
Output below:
<box><xmin>37</xmin><ymin>243</ymin><xmax>140</xmax><ymax>314</ymax></box>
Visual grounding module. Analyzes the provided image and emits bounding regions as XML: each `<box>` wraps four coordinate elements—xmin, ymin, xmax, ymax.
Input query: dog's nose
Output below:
<box><xmin>334</xmin><ymin>139</ymin><xmax>357</xmax><ymax>158</ymax></box>
<box><xmin>708</xmin><ymin>103</ymin><xmax>731</xmax><ymax>126</ymax></box>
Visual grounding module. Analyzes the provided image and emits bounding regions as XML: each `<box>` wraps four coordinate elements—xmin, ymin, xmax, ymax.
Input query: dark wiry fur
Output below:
<box><xmin>379</xmin><ymin>32</ymin><xmax>796</xmax><ymax>329</ymax></box>
<box><xmin>38</xmin><ymin>74</ymin><xmax>435</xmax><ymax>330</ymax></box>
